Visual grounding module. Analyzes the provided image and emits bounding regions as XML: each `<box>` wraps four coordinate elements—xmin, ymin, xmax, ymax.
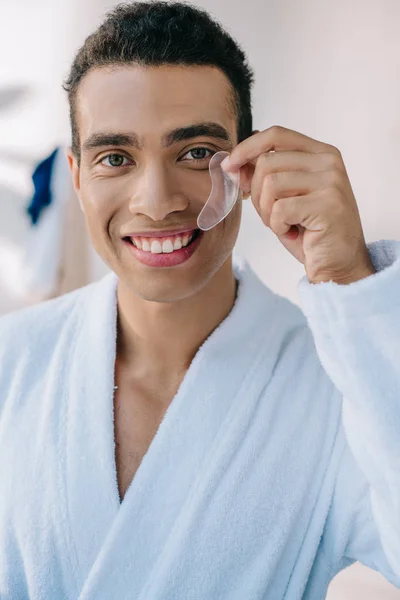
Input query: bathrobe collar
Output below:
<box><xmin>65</xmin><ymin>258</ymin><xmax>280</xmax><ymax>597</ymax></box>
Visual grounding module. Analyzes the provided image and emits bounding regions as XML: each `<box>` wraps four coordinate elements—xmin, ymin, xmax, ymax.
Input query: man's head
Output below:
<box><xmin>64</xmin><ymin>1</ymin><xmax>255</xmax><ymax>302</ymax></box>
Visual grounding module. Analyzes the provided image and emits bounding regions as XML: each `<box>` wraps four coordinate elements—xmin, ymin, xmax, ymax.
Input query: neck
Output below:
<box><xmin>116</xmin><ymin>257</ymin><xmax>238</xmax><ymax>377</ymax></box>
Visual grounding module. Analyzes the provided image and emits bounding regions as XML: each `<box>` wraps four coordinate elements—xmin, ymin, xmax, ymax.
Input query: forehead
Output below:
<box><xmin>76</xmin><ymin>65</ymin><xmax>237</xmax><ymax>143</ymax></box>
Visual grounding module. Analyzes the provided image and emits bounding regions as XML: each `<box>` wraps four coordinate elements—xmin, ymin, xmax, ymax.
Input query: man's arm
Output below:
<box><xmin>298</xmin><ymin>239</ymin><xmax>400</xmax><ymax>586</ymax></box>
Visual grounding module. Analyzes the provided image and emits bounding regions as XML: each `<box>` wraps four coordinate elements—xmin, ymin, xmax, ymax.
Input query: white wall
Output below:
<box><xmin>0</xmin><ymin>1</ymin><xmax>399</xmax><ymax>597</ymax></box>
<box><xmin>202</xmin><ymin>0</ymin><xmax>400</xmax><ymax>304</ymax></box>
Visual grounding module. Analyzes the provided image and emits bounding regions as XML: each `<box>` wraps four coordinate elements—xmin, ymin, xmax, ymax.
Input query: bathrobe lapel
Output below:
<box><xmin>65</xmin><ymin>261</ymin><xmax>280</xmax><ymax>598</ymax></box>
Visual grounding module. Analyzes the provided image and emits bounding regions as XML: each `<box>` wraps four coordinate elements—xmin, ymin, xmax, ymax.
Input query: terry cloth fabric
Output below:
<box><xmin>0</xmin><ymin>240</ymin><xmax>399</xmax><ymax>599</ymax></box>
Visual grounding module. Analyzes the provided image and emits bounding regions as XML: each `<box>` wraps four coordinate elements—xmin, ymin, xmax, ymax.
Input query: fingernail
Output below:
<box><xmin>220</xmin><ymin>156</ymin><xmax>230</xmax><ymax>171</ymax></box>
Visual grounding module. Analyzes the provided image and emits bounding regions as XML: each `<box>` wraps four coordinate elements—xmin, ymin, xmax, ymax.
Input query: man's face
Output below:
<box><xmin>68</xmin><ymin>64</ymin><xmax>244</xmax><ymax>302</ymax></box>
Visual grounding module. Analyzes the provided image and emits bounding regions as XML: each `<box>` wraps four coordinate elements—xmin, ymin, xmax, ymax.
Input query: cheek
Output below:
<box><xmin>209</xmin><ymin>198</ymin><xmax>242</xmax><ymax>253</ymax></box>
<box><xmin>80</xmin><ymin>176</ymin><xmax>119</xmax><ymax>211</ymax></box>
<box><xmin>223</xmin><ymin>196</ymin><xmax>242</xmax><ymax>241</ymax></box>
<box><xmin>78</xmin><ymin>180</ymin><xmax>120</xmax><ymax>259</ymax></box>
<box><xmin>181</xmin><ymin>169</ymin><xmax>213</xmax><ymax>203</ymax></box>
<box><xmin>79</xmin><ymin>176</ymin><xmax>123</xmax><ymax>229</ymax></box>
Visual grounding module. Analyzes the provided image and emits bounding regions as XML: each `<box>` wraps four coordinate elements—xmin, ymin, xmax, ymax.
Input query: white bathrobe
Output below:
<box><xmin>0</xmin><ymin>240</ymin><xmax>399</xmax><ymax>600</ymax></box>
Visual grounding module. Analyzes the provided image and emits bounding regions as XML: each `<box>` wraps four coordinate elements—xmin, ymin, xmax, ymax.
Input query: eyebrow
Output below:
<box><xmin>81</xmin><ymin>122</ymin><xmax>233</xmax><ymax>153</ymax></box>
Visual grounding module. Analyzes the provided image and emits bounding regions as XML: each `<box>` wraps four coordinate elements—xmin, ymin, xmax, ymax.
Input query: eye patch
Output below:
<box><xmin>197</xmin><ymin>151</ymin><xmax>240</xmax><ymax>231</ymax></box>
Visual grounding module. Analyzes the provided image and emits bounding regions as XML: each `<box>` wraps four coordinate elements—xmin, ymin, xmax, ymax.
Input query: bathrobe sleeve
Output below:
<box><xmin>297</xmin><ymin>239</ymin><xmax>400</xmax><ymax>587</ymax></box>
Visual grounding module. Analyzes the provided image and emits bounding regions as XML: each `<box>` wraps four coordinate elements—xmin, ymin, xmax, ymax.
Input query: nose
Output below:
<box><xmin>127</xmin><ymin>162</ymin><xmax>189</xmax><ymax>221</ymax></box>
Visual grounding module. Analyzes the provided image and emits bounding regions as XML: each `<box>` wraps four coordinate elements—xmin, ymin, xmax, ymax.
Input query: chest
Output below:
<box><xmin>113</xmin><ymin>379</ymin><xmax>181</xmax><ymax>502</ymax></box>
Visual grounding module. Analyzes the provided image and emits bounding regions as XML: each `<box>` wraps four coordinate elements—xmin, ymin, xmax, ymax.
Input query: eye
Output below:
<box><xmin>181</xmin><ymin>147</ymin><xmax>214</xmax><ymax>162</ymax></box>
<box><xmin>101</xmin><ymin>154</ymin><xmax>131</xmax><ymax>168</ymax></box>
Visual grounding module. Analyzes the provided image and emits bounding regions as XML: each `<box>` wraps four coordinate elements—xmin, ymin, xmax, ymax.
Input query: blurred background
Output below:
<box><xmin>0</xmin><ymin>1</ymin><xmax>399</xmax><ymax>597</ymax></box>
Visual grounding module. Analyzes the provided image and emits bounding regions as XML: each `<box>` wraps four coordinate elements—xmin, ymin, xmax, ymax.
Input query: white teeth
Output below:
<box><xmin>142</xmin><ymin>239</ymin><xmax>150</xmax><ymax>251</ymax></box>
<box><xmin>173</xmin><ymin>238</ymin><xmax>182</xmax><ymax>250</ymax></box>
<box><xmin>150</xmin><ymin>240</ymin><xmax>162</xmax><ymax>254</ymax></box>
<box><xmin>130</xmin><ymin>231</ymin><xmax>197</xmax><ymax>253</ymax></box>
<box><xmin>162</xmin><ymin>240</ymin><xmax>174</xmax><ymax>253</ymax></box>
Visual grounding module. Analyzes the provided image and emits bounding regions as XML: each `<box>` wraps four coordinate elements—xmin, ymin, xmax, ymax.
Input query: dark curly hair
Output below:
<box><xmin>63</xmin><ymin>1</ymin><xmax>255</xmax><ymax>161</ymax></box>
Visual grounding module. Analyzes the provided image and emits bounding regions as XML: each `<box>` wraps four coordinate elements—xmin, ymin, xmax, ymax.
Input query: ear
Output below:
<box><xmin>66</xmin><ymin>147</ymin><xmax>84</xmax><ymax>212</ymax></box>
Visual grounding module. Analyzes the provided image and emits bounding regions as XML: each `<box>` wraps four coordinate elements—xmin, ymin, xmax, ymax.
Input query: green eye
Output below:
<box><xmin>102</xmin><ymin>154</ymin><xmax>128</xmax><ymax>167</ymax></box>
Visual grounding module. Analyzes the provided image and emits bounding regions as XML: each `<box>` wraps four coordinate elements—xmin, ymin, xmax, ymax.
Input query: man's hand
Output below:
<box><xmin>222</xmin><ymin>126</ymin><xmax>376</xmax><ymax>284</ymax></box>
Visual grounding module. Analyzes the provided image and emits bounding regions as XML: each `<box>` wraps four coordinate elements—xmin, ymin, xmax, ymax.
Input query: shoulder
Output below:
<box><xmin>0</xmin><ymin>278</ymin><xmax>105</xmax><ymax>369</ymax></box>
<box><xmin>0</xmin><ymin>273</ymin><xmax>117</xmax><ymax>419</ymax></box>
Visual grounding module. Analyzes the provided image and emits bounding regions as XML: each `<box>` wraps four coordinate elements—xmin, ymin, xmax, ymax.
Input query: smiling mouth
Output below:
<box><xmin>123</xmin><ymin>229</ymin><xmax>201</xmax><ymax>254</ymax></box>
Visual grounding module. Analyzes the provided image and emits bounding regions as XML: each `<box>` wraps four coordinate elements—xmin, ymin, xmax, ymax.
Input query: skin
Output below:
<box><xmin>222</xmin><ymin>126</ymin><xmax>376</xmax><ymax>285</ymax></box>
<box><xmin>67</xmin><ymin>64</ymin><xmax>376</xmax><ymax>500</ymax></box>
<box><xmin>68</xmin><ymin>65</ymin><xmax>375</xmax><ymax>377</ymax></box>
<box><xmin>67</xmin><ymin>64</ymin><xmax>253</xmax><ymax>379</ymax></box>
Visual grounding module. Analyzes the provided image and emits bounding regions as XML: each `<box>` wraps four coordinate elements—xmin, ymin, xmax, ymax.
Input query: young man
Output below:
<box><xmin>0</xmin><ymin>2</ymin><xmax>399</xmax><ymax>598</ymax></box>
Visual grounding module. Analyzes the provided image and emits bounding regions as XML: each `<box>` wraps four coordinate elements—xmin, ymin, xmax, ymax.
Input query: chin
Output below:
<box><xmin>122</xmin><ymin>265</ymin><xmax>215</xmax><ymax>303</ymax></box>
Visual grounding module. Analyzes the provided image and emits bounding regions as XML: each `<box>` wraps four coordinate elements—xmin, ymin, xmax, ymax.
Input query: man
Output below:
<box><xmin>0</xmin><ymin>2</ymin><xmax>399</xmax><ymax>598</ymax></box>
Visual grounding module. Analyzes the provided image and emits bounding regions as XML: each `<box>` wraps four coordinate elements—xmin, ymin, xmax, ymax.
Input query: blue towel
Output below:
<box><xmin>26</xmin><ymin>148</ymin><xmax>59</xmax><ymax>225</ymax></box>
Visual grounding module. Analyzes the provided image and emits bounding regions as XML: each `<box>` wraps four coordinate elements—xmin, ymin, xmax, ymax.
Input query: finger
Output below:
<box><xmin>252</xmin><ymin>170</ymin><xmax>335</xmax><ymax>224</ymax></box>
<box><xmin>269</xmin><ymin>193</ymin><xmax>326</xmax><ymax>235</ymax></box>
<box><xmin>250</xmin><ymin>151</ymin><xmax>344</xmax><ymax>209</ymax></box>
<box><xmin>223</xmin><ymin>126</ymin><xmax>337</xmax><ymax>173</ymax></box>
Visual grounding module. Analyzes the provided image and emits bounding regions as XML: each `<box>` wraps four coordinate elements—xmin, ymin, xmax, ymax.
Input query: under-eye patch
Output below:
<box><xmin>197</xmin><ymin>151</ymin><xmax>240</xmax><ymax>231</ymax></box>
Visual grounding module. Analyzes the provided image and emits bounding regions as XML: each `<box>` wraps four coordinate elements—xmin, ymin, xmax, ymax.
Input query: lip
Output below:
<box><xmin>123</xmin><ymin>229</ymin><xmax>203</xmax><ymax>268</ymax></box>
<box><xmin>122</xmin><ymin>227</ymin><xmax>198</xmax><ymax>239</ymax></box>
